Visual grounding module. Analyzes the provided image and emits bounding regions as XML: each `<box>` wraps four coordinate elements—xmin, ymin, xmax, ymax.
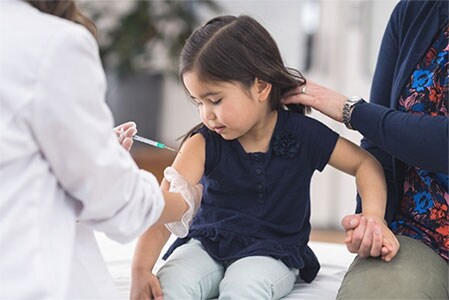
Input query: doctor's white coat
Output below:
<box><xmin>0</xmin><ymin>0</ymin><xmax>164</xmax><ymax>298</ymax></box>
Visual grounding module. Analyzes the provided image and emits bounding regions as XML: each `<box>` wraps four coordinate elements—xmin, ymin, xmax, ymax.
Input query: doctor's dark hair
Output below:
<box><xmin>179</xmin><ymin>15</ymin><xmax>308</xmax><ymax>144</ymax></box>
<box><xmin>27</xmin><ymin>1</ymin><xmax>96</xmax><ymax>36</ymax></box>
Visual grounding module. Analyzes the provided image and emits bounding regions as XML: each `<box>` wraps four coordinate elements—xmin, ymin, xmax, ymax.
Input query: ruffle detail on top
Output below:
<box><xmin>163</xmin><ymin>228</ymin><xmax>320</xmax><ymax>283</ymax></box>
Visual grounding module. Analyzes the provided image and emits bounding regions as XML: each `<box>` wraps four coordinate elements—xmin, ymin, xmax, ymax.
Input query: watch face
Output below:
<box><xmin>348</xmin><ymin>96</ymin><xmax>362</xmax><ymax>103</ymax></box>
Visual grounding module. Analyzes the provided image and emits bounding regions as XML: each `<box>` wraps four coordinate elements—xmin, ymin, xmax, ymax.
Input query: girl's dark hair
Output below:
<box><xmin>179</xmin><ymin>15</ymin><xmax>309</xmax><ymax>144</ymax></box>
<box><xmin>27</xmin><ymin>1</ymin><xmax>96</xmax><ymax>36</ymax></box>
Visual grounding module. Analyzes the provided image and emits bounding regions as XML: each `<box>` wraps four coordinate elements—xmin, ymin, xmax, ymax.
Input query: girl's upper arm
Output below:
<box><xmin>328</xmin><ymin>136</ymin><xmax>370</xmax><ymax>176</ymax></box>
<box><xmin>161</xmin><ymin>133</ymin><xmax>206</xmax><ymax>191</ymax></box>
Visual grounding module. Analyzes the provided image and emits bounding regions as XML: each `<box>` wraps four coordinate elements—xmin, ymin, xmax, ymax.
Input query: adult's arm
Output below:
<box><xmin>283</xmin><ymin>1</ymin><xmax>448</xmax><ymax>173</ymax></box>
<box><xmin>351</xmin><ymin>103</ymin><xmax>448</xmax><ymax>174</ymax></box>
<box><xmin>29</xmin><ymin>24</ymin><xmax>166</xmax><ymax>243</ymax></box>
<box><xmin>351</xmin><ymin>0</ymin><xmax>448</xmax><ymax>174</ymax></box>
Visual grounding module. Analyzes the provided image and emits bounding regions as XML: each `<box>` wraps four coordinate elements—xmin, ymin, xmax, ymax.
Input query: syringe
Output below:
<box><xmin>132</xmin><ymin>135</ymin><xmax>178</xmax><ymax>152</ymax></box>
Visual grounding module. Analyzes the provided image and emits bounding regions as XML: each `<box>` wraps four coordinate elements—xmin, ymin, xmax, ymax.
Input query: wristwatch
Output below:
<box><xmin>342</xmin><ymin>96</ymin><xmax>365</xmax><ymax>130</ymax></box>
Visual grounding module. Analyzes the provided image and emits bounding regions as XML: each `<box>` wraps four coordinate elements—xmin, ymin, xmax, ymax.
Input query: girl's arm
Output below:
<box><xmin>130</xmin><ymin>133</ymin><xmax>206</xmax><ymax>299</ymax></box>
<box><xmin>165</xmin><ymin>133</ymin><xmax>206</xmax><ymax>186</ymax></box>
<box><xmin>131</xmin><ymin>224</ymin><xmax>171</xmax><ymax>300</ymax></box>
<box><xmin>328</xmin><ymin>137</ymin><xmax>400</xmax><ymax>262</ymax></box>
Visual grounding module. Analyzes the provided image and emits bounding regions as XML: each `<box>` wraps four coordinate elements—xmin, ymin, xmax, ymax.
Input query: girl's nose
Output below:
<box><xmin>204</xmin><ymin>106</ymin><xmax>216</xmax><ymax>120</ymax></box>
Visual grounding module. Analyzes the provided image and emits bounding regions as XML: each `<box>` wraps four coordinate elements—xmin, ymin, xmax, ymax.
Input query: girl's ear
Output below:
<box><xmin>254</xmin><ymin>78</ymin><xmax>272</xmax><ymax>102</ymax></box>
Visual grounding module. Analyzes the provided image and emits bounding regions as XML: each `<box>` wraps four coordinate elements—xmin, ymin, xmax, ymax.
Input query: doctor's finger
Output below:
<box><xmin>116</xmin><ymin>121</ymin><xmax>137</xmax><ymax>132</ymax></box>
<box><xmin>122</xmin><ymin>126</ymin><xmax>137</xmax><ymax>139</ymax></box>
<box><xmin>122</xmin><ymin>138</ymin><xmax>133</xmax><ymax>151</ymax></box>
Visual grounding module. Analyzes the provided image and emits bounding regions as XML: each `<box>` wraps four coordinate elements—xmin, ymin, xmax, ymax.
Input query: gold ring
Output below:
<box><xmin>300</xmin><ymin>85</ymin><xmax>307</xmax><ymax>94</ymax></box>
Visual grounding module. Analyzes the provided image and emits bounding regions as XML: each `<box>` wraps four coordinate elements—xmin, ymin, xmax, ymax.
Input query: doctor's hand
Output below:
<box><xmin>342</xmin><ymin>214</ymin><xmax>399</xmax><ymax>262</ymax></box>
<box><xmin>114</xmin><ymin>121</ymin><xmax>137</xmax><ymax>151</ymax></box>
<box><xmin>130</xmin><ymin>270</ymin><xmax>163</xmax><ymax>300</ymax></box>
<box><xmin>281</xmin><ymin>80</ymin><xmax>347</xmax><ymax>123</ymax></box>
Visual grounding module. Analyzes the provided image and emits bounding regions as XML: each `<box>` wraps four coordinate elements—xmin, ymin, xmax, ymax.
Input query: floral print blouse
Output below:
<box><xmin>390</xmin><ymin>25</ymin><xmax>448</xmax><ymax>261</ymax></box>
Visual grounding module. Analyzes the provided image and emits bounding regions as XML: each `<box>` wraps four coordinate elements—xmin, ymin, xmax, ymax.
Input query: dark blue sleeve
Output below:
<box><xmin>352</xmin><ymin>102</ymin><xmax>448</xmax><ymax>174</ymax></box>
<box><xmin>301</xmin><ymin>116</ymin><xmax>339</xmax><ymax>172</ymax></box>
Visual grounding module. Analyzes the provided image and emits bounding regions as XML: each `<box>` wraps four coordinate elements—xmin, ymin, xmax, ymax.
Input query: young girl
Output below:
<box><xmin>131</xmin><ymin>15</ymin><xmax>399</xmax><ymax>300</ymax></box>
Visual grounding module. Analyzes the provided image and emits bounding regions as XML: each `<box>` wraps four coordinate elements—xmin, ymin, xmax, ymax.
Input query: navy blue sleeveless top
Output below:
<box><xmin>164</xmin><ymin>110</ymin><xmax>339</xmax><ymax>283</ymax></box>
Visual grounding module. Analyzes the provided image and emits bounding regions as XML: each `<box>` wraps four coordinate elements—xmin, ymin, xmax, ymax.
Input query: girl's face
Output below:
<box><xmin>183</xmin><ymin>71</ymin><xmax>271</xmax><ymax>140</ymax></box>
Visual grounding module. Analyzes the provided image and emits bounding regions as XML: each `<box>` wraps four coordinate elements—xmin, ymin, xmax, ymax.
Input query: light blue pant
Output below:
<box><xmin>157</xmin><ymin>239</ymin><xmax>298</xmax><ymax>300</ymax></box>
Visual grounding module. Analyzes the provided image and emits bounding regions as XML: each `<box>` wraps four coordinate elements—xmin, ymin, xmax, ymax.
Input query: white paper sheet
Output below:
<box><xmin>97</xmin><ymin>233</ymin><xmax>355</xmax><ymax>299</ymax></box>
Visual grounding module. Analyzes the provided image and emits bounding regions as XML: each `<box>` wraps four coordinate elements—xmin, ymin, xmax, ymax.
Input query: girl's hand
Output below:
<box><xmin>130</xmin><ymin>270</ymin><xmax>163</xmax><ymax>300</ymax></box>
<box><xmin>342</xmin><ymin>214</ymin><xmax>399</xmax><ymax>262</ymax></box>
<box><xmin>114</xmin><ymin>121</ymin><xmax>137</xmax><ymax>151</ymax></box>
<box><xmin>343</xmin><ymin>214</ymin><xmax>384</xmax><ymax>257</ymax></box>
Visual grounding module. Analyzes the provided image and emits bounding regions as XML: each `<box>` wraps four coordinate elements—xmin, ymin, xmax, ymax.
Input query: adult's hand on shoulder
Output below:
<box><xmin>281</xmin><ymin>80</ymin><xmax>347</xmax><ymax>122</ymax></box>
<box><xmin>114</xmin><ymin>121</ymin><xmax>137</xmax><ymax>151</ymax></box>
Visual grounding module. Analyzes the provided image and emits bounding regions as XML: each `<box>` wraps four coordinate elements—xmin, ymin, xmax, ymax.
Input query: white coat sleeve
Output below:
<box><xmin>28</xmin><ymin>24</ymin><xmax>164</xmax><ymax>243</ymax></box>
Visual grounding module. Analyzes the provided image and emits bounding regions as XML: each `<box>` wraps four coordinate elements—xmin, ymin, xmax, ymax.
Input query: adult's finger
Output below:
<box><xmin>344</xmin><ymin>228</ymin><xmax>352</xmax><ymax>242</ymax></box>
<box><xmin>282</xmin><ymin>92</ymin><xmax>316</xmax><ymax>107</ymax></box>
<box><xmin>122</xmin><ymin>138</ymin><xmax>133</xmax><ymax>151</ymax></box>
<box><xmin>123</xmin><ymin>126</ymin><xmax>137</xmax><ymax>139</ymax></box>
<box><xmin>358</xmin><ymin>218</ymin><xmax>375</xmax><ymax>257</ymax></box>
<box><xmin>347</xmin><ymin>216</ymin><xmax>367</xmax><ymax>254</ymax></box>
<box><xmin>341</xmin><ymin>214</ymin><xmax>361</xmax><ymax>231</ymax></box>
<box><xmin>369</xmin><ymin>223</ymin><xmax>383</xmax><ymax>257</ymax></box>
<box><xmin>118</xmin><ymin>121</ymin><xmax>137</xmax><ymax>131</ymax></box>
<box><xmin>382</xmin><ymin>234</ymin><xmax>400</xmax><ymax>262</ymax></box>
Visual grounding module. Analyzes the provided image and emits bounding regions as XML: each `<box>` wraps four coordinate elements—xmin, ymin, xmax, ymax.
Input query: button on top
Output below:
<box><xmin>255</xmin><ymin>168</ymin><xmax>262</xmax><ymax>175</ymax></box>
<box><xmin>252</xmin><ymin>153</ymin><xmax>261</xmax><ymax>161</ymax></box>
<box><xmin>257</xmin><ymin>193</ymin><xmax>264</xmax><ymax>199</ymax></box>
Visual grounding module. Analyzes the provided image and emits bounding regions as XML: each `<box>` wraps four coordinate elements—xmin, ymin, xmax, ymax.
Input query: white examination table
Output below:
<box><xmin>97</xmin><ymin>234</ymin><xmax>355</xmax><ymax>299</ymax></box>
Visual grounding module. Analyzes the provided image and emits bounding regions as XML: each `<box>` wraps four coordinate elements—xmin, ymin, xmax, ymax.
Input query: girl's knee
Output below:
<box><xmin>219</xmin><ymin>270</ymin><xmax>296</xmax><ymax>300</ymax></box>
<box><xmin>157</xmin><ymin>268</ymin><xmax>198</xmax><ymax>300</ymax></box>
<box><xmin>157</xmin><ymin>262</ymin><xmax>223</xmax><ymax>300</ymax></box>
<box><xmin>219</xmin><ymin>276</ymin><xmax>272</xmax><ymax>299</ymax></box>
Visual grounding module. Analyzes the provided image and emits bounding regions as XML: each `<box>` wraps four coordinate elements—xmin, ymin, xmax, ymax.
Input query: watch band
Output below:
<box><xmin>343</xmin><ymin>97</ymin><xmax>364</xmax><ymax>130</ymax></box>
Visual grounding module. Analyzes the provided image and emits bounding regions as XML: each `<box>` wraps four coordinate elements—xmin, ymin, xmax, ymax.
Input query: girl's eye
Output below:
<box><xmin>211</xmin><ymin>98</ymin><xmax>222</xmax><ymax>105</ymax></box>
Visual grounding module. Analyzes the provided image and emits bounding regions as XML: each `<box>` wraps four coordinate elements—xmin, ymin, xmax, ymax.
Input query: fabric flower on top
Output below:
<box><xmin>272</xmin><ymin>131</ymin><xmax>299</xmax><ymax>158</ymax></box>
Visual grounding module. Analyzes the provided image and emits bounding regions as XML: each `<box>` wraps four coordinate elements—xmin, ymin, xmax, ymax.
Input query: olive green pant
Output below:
<box><xmin>337</xmin><ymin>235</ymin><xmax>448</xmax><ymax>300</ymax></box>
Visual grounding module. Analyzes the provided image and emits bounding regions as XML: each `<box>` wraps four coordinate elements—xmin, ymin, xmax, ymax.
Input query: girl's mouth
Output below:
<box><xmin>214</xmin><ymin>126</ymin><xmax>225</xmax><ymax>133</ymax></box>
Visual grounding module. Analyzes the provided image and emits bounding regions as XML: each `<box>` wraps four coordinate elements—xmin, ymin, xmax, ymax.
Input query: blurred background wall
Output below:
<box><xmin>80</xmin><ymin>0</ymin><xmax>398</xmax><ymax>229</ymax></box>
